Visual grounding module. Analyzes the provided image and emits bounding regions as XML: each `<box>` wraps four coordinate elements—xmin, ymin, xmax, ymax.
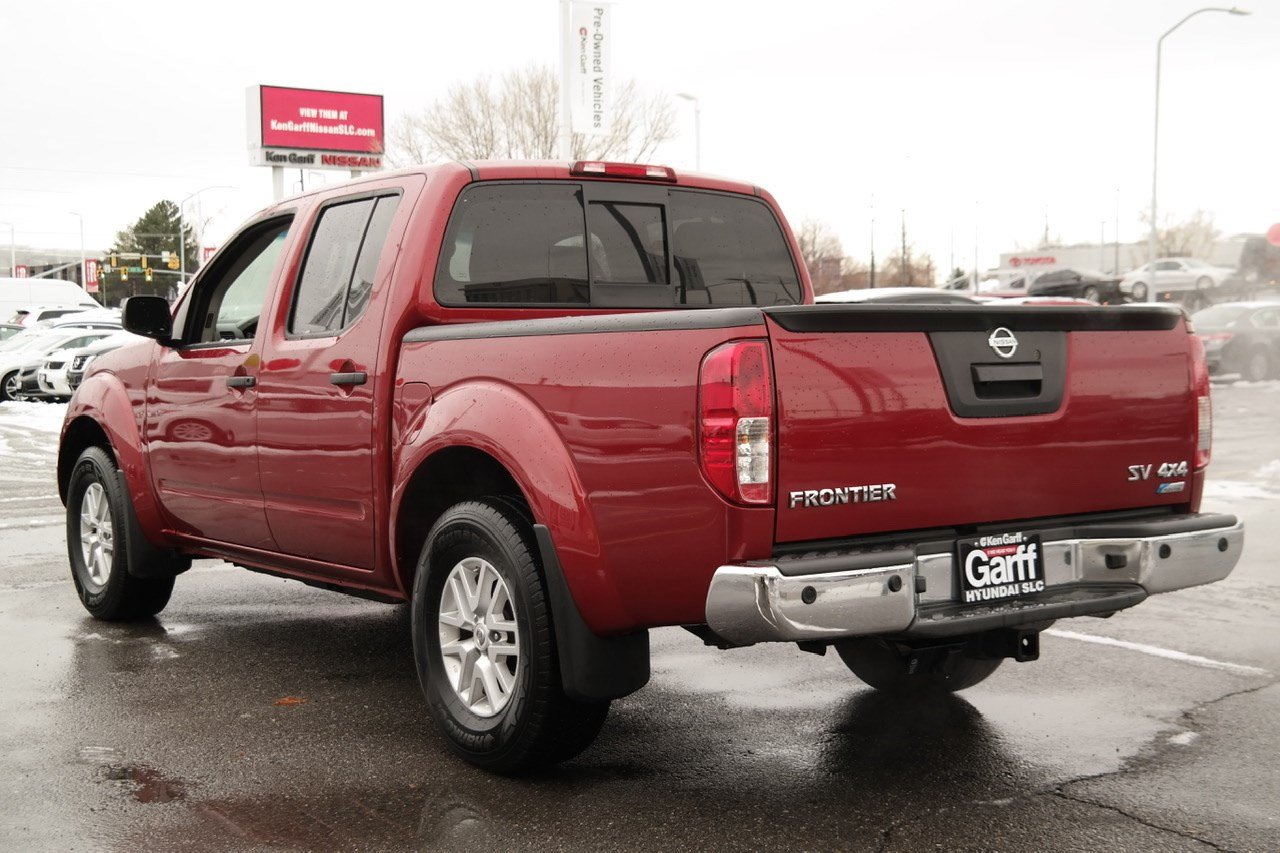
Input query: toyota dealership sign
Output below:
<box><xmin>246</xmin><ymin>85</ymin><xmax>385</xmax><ymax>172</ymax></box>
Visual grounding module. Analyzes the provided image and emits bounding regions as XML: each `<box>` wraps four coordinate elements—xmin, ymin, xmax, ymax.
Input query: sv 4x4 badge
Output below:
<box><xmin>957</xmin><ymin>531</ymin><xmax>1045</xmax><ymax>604</ymax></box>
<box><xmin>1127</xmin><ymin>460</ymin><xmax>1188</xmax><ymax>493</ymax></box>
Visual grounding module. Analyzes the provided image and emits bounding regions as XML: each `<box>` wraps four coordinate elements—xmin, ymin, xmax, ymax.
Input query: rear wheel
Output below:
<box><xmin>412</xmin><ymin>499</ymin><xmax>608</xmax><ymax>773</ymax></box>
<box><xmin>1243</xmin><ymin>348</ymin><xmax>1271</xmax><ymax>382</ymax></box>
<box><xmin>1132</xmin><ymin>281</ymin><xmax>1148</xmax><ymax>302</ymax></box>
<box><xmin>1081</xmin><ymin>285</ymin><xmax>1100</xmax><ymax>303</ymax></box>
<box><xmin>66</xmin><ymin>447</ymin><xmax>174</xmax><ymax>620</ymax></box>
<box><xmin>835</xmin><ymin>638</ymin><xmax>1002</xmax><ymax>693</ymax></box>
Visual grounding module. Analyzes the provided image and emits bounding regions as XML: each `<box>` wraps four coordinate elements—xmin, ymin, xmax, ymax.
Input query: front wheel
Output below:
<box><xmin>1242</xmin><ymin>348</ymin><xmax>1271</xmax><ymax>382</ymax></box>
<box><xmin>835</xmin><ymin>638</ymin><xmax>1002</xmax><ymax>693</ymax></box>
<box><xmin>0</xmin><ymin>371</ymin><xmax>19</xmax><ymax>402</ymax></box>
<box><xmin>1081</xmin><ymin>285</ymin><xmax>1100</xmax><ymax>303</ymax></box>
<box><xmin>66</xmin><ymin>447</ymin><xmax>174</xmax><ymax>620</ymax></box>
<box><xmin>1131</xmin><ymin>281</ymin><xmax>1148</xmax><ymax>302</ymax></box>
<box><xmin>411</xmin><ymin>499</ymin><xmax>608</xmax><ymax>773</ymax></box>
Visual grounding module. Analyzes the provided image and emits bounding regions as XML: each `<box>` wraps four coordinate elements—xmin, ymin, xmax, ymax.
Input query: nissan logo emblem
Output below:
<box><xmin>988</xmin><ymin>327</ymin><xmax>1018</xmax><ymax>359</ymax></box>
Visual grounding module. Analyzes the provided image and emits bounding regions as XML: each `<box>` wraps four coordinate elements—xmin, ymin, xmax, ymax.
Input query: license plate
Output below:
<box><xmin>956</xmin><ymin>531</ymin><xmax>1046</xmax><ymax>604</ymax></box>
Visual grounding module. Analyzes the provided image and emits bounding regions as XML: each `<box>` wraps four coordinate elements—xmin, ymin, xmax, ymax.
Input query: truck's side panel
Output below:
<box><xmin>394</xmin><ymin>321</ymin><xmax>775</xmax><ymax>634</ymax></box>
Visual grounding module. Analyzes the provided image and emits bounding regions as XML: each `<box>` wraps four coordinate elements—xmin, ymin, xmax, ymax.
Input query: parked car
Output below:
<box><xmin>0</xmin><ymin>329</ymin><xmax>117</xmax><ymax>401</ymax></box>
<box><xmin>61</xmin><ymin>159</ymin><xmax>1240</xmax><ymax>774</ymax></box>
<box><xmin>9</xmin><ymin>304</ymin><xmax>97</xmax><ymax>328</ymax></box>
<box><xmin>64</xmin><ymin>332</ymin><xmax>141</xmax><ymax>393</ymax></box>
<box><xmin>0</xmin><ymin>324</ymin><xmax>21</xmax><ymax>342</ymax></box>
<box><xmin>0</xmin><ymin>313</ymin><xmax>121</xmax><ymax>355</ymax></box>
<box><xmin>1027</xmin><ymin>268</ymin><xmax>1123</xmax><ymax>303</ymax></box>
<box><xmin>1119</xmin><ymin>258</ymin><xmax>1237</xmax><ymax>307</ymax></box>
<box><xmin>816</xmin><ymin>287</ymin><xmax>980</xmax><ymax>304</ymax></box>
<box><xmin>0</xmin><ymin>277</ymin><xmax>100</xmax><ymax>323</ymax></box>
<box><xmin>1192</xmin><ymin>302</ymin><xmax>1280</xmax><ymax>381</ymax></box>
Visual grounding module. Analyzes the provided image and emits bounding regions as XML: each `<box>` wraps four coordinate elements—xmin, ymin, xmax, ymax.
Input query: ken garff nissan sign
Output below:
<box><xmin>246</xmin><ymin>85</ymin><xmax>385</xmax><ymax>172</ymax></box>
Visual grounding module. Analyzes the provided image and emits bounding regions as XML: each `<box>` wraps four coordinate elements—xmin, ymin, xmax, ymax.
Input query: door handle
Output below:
<box><xmin>329</xmin><ymin>371</ymin><xmax>368</xmax><ymax>386</ymax></box>
<box><xmin>227</xmin><ymin>375</ymin><xmax>256</xmax><ymax>389</ymax></box>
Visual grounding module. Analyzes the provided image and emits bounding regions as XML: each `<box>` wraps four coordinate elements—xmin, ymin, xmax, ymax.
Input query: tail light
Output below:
<box><xmin>1189</xmin><ymin>331</ymin><xmax>1212</xmax><ymax>469</ymax></box>
<box><xmin>1198</xmin><ymin>332</ymin><xmax>1233</xmax><ymax>349</ymax></box>
<box><xmin>570</xmin><ymin>161</ymin><xmax>677</xmax><ymax>182</ymax></box>
<box><xmin>698</xmin><ymin>340</ymin><xmax>774</xmax><ymax>505</ymax></box>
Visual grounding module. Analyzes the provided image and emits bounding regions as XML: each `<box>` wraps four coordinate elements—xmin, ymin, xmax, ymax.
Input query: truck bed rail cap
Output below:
<box><xmin>404</xmin><ymin>308</ymin><xmax>764</xmax><ymax>343</ymax></box>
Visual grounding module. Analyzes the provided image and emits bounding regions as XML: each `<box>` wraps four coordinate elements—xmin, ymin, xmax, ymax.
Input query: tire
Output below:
<box><xmin>0</xmin><ymin>371</ymin><xmax>19</xmax><ymax>402</ymax></box>
<box><xmin>1081</xmin><ymin>285</ymin><xmax>1100</xmax><ymax>303</ymax></box>
<box><xmin>1184</xmin><ymin>291</ymin><xmax>1210</xmax><ymax>313</ymax></box>
<box><xmin>411</xmin><ymin>499</ymin><xmax>609</xmax><ymax>773</ymax></box>
<box><xmin>1242</xmin><ymin>348</ymin><xmax>1270</xmax><ymax>382</ymax></box>
<box><xmin>835</xmin><ymin>638</ymin><xmax>1002</xmax><ymax>693</ymax></box>
<box><xmin>1132</xmin><ymin>281</ymin><xmax>1148</xmax><ymax>302</ymax></box>
<box><xmin>66</xmin><ymin>447</ymin><xmax>174</xmax><ymax>620</ymax></box>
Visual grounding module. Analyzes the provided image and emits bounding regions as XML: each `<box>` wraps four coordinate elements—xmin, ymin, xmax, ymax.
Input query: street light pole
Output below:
<box><xmin>0</xmin><ymin>221</ymin><xmax>14</xmax><ymax>277</ymax></box>
<box><xmin>68</xmin><ymin>211</ymin><xmax>85</xmax><ymax>291</ymax></box>
<box><xmin>676</xmin><ymin>93</ymin><xmax>701</xmax><ymax>170</ymax></box>
<box><xmin>177</xmin><ymin>185</ymin><xmax>235</xmax><ymax>285</ymax></box>
<box><xmin>1150</xmin><ymin>7</ymin><xmax>1249</xmax><ymax>293</ymax></box>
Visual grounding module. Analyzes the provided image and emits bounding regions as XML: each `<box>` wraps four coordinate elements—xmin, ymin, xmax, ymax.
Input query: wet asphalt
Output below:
<box><xmin>0</xmin><ymin>384</ymin><xmax>1277</xmax><ymax>852</ymax></box>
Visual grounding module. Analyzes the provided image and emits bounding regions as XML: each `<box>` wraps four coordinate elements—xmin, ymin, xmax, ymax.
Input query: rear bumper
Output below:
<box><xmin>704</xmin><ymin>513</ymin><xmax>1243</xmax><ymax>645</ymax></box>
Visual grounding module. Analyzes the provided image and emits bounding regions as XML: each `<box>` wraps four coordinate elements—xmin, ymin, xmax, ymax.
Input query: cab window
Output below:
<box><xmin>186</xmin><ymin>217</ymin><xmax>293</xmax><ymax>344</ymax></box>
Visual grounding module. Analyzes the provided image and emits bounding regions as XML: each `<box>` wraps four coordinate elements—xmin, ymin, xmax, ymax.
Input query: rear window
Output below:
<box><xmin>434</xmin><ymin>183</ymin><xmax>800</xmax><ymax>308</ymax></box>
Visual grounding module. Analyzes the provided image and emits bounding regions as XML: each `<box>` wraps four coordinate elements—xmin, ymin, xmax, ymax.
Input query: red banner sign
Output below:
<box><xmin>254</xmin><ymin>85</ymin><xmax>384</xmax><ymax>154</ymax></box>
<box><xmin>85</xmin><ymin>259</ymin><xmax>100</xmax><ymax>293</ymax></box>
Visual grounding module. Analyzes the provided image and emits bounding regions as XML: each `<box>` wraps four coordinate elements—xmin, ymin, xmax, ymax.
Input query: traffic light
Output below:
<box><xmin>120</xmin><ymin>269</ymin><xmax>128</xmax><ymax>282</ymax></box>
<box><xmin>141</xmin><ymin>255</ymin><xmax>148</xmax><ymax>269</ymax></box>
<box><xmin>109</xmin><ymin>254</ymin><xmax>118</xmax><ymax>269</ymax></box>
<box><xmin>144</xmin><ymin>268</ymin><xmax>154</xmax><ymax>283</ymax></box>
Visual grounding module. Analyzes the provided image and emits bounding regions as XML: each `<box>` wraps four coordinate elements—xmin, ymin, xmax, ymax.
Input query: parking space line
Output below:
<box><xmin>1047</xmin><ymin>628</ymin><xmax>1270</xmax><ymax>677</ymax></box>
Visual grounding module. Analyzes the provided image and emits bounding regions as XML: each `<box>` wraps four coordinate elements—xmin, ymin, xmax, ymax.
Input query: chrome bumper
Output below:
<box><xmin>704</xmin><ymin>516</ymin><xmax>1244</xmax><ymax>646</ymax></box>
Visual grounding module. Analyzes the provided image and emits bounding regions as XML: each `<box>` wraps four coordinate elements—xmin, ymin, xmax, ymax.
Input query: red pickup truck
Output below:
<box><xmin>58</xmin><ymin>160</ymin><xmax>1243</xmax><ymax>772</ymax></box>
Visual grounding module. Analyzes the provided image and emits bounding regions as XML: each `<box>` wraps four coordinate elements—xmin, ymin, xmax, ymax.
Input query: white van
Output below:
<box><xmin>0</xmin><ymin>277</ymin><xmax>100</xmax><ymax>325</ymax></box>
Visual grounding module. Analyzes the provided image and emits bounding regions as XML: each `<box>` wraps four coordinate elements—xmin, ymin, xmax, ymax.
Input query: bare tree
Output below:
<box><xmin>389</xmin><ymin>65</ymin><xmax>676</xmax><ymax>165</ymax></box>
<box><xmin>1139</xmin><ymin>208</ymin><xmax>1220</xmax><ymax>258</ymax></box>
<box><xmin>880</xmin><ymin>248</ymin><xmax>936</xmax><ymax>287</ymax></box>
<box><xmin>796</xmin><ymin>219</ymin><xmax>847</xmax><ymax>295</ymax></box>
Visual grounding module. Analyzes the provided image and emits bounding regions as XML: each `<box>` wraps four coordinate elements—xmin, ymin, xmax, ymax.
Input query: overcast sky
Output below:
<box><xmin>1</xmin><ymin>0</ymin><xmax>1275</xmax><ymax>277</ymax></box>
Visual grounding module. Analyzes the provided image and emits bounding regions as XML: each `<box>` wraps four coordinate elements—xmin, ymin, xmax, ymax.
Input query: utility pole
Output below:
<box><xmin>900</xmin><ymin>209</ymin><xmax>909</xmax><ymax>286</ymax></box>
<box><xmin>868</xmin><ymin>195</ymin><xmax>876</xmax><ymax>289</ymax></box>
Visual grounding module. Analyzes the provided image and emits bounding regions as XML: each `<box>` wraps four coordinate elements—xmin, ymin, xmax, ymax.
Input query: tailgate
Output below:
<box><xmin>764</xmin><ymin>304</ymin><xmax>1196</xmax><ymax>544</ymax></box>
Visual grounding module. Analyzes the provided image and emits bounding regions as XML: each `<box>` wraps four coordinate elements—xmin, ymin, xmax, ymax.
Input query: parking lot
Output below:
<box><xmin>1</xmin><ymin>381</ymin><xmax>1277</xmax><ymax>852</ymax></box>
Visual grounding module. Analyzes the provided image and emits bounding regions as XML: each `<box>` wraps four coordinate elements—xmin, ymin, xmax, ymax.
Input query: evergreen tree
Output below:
<box><xmin>103</xmin><ymin>200</ymin><xmax>199</xmax><ymax>304</ymax></box>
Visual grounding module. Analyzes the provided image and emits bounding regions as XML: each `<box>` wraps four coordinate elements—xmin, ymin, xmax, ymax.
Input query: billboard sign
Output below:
<box><xmin>85</xmin><ymin>259</ymin><xmax>100</xmax><ymax>293</ymax></box>
<box><xmin>14</xmin><ymin>264</ymin><xmax>28</xmax><ymax>278</ymax></box>
<box><xmin>247</xmin><ymin>85</ymin><xmax>384</xmax><ymax>171</ymax></box>
<box><xmin>566</xmin><ymin>2</ymin><xmax>612</xmax><ymax>136</ymax></box>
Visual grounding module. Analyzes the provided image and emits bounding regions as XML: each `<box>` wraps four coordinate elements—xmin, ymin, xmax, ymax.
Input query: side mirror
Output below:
<box><xmin>122</xmin><ymin>296</ymin><xmax>175</xmax><ymax>344</ymax></box>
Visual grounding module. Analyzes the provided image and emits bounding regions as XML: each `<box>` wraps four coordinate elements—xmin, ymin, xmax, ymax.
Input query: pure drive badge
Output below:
<box><xmin>957</xmin><ymin>531</ymin><xmax>1045</xmax><ymax>604</ymax></box>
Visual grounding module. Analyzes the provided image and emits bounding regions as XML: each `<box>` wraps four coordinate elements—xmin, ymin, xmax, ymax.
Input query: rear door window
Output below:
<box><xmin>289</xmin><ymin>193</ymin><xmax>402</xmax><ymax>336</ymax></box>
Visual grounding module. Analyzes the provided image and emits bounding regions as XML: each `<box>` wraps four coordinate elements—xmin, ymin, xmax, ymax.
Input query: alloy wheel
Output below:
<box><xmin>79</xmin><ymin>482</ymin><xmax>114</xmax><ymax>591</ymax></box>
<box><xmin>437</xmin><ymin>557</ymin><xmax>521</xmax><ymax>717</ymax></box>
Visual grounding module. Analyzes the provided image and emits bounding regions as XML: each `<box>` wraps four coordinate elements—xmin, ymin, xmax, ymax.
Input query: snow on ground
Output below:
<box><xmin>0</xmin><ymin>401</ymin><xmax>68</xmax><ymax>437</ymax></box>
<box><xmin>1203</xmin><ymin>480</ymin><xmax>1278</xmax><ymax>501</ymax></box>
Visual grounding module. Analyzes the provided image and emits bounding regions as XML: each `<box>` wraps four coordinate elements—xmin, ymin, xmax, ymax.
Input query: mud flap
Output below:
<box><xmin>113</xmin><ymin>470</ymin><xmax>191</xmax><ymax>580</ymax></box>
<box><xmin>533</xmin><ymin>524</ymin><xmax>649</xmax><ymax>702</ymax></box>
